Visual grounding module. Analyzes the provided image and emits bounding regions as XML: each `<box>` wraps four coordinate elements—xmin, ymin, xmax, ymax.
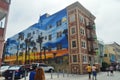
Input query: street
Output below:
<box><xmin>1</xmin><ymin>71</ymin><xmax>120</xmax><ymax>80</ymax></box>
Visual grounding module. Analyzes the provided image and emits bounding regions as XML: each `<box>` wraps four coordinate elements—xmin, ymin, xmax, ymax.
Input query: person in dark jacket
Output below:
<box><xmin>29</xmin><ymin>66</ymin><xmax>37</xmax><ymax>80</ymax></box>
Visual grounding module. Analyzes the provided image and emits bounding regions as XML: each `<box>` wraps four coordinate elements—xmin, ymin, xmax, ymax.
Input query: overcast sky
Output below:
<box><xmin>6</xmin><ymin>0</ymin><xmax>120</xmax><ymax>44</ymax></box>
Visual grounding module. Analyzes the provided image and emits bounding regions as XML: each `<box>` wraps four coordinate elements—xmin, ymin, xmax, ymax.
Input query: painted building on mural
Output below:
<box><xmin>4</xmin><ymin>2</ymin><xmax>98</xmax><ymax>74</ymax></box>
<box><xmin>103</xmin><ymin>42</ymin><xmax>120</xmax><ymax>65</ymax></box>
<box><xmin>0</xmin><ymin>0</ymin><xmax>11</xmax><ymax>65</ymax></box>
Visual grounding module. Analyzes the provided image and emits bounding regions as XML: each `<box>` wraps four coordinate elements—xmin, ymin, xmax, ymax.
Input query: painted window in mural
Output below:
<box><xmin>56</xmin><ymin>20</ymin><xmax>62</xmax><ymax>27</ymax></box>
<box><xmin>72</xmin><ymin>55</ymin><xmax>77</xmax><ymax>62</ymax></box>
<box><xmin>79</xmin><ymin>14</ymin><xmax>84</xmax><ymax>23</ymax></box>
<box><xmin>80</xmin><ymin>27</ymin><xmax>85</xmax><ymax>35</ymax></box>
<box><xmin>48</xmin><ymin>34</ymin><xmax>52</xmax><ymax>41</ymax></box>
<box><xmin>69</xmin><ymin>14</ymin><xmax>75</xmax><ymax>22</ymax></box>
<box><xmin>57</xmin><ymin>31</ymin><xmax>62</xmax><ymax>38</ymax></box>
<box><xmin>81</xmin><ymin>40</ymin><xmax>86</xmax><ymax>48</ymax></box>
<box><xmin>82</xmin><ymin>55</ymin><xmax>88</xmax><ymax>63</ymax></box>
<box><xmin>72</xmin><ymin>40</ymin><xmax>77</xmax><ymax>48</ymax></box>
<box><xmin>71</xmin><ymin>27</ymin><xmax>76</xmax><ymax>34</ymax></box>
<box><xmin>57</xmin><ymin>44</ymin><xmax>62</xmax><ymax>50</ymax></box>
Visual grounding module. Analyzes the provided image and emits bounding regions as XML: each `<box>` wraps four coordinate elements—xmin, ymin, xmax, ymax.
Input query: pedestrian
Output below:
<box><xmin>34</xmin><ymin>67</ymin><xmax>45</xmax><ymax>80</ymax></box>
<box><xmin>29</xmin><ymin>66</ymin><xmax>37</xmax><ymax>80</ymax></box>
<box><xmin>106</xmin><ymin>66</ymin><xmax>110</xmax><ymax>76</ymax></box>
<box><xmin>109</xmin><ymin>65</ymin><xmax>114</xmax><ymax>76</ymax></box>
<box><xmin>86</xmin><ymin>64</ymin><xmax>92</xmax><ymax>80</ymax></box>
<box><xmin>92</xmin><ymin>64</ymin><xmax>97</xmax><ymax>80</ymax></box>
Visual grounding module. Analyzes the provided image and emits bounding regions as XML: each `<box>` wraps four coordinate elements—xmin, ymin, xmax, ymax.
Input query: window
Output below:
<box><xmin>79</xmin><ymin>15</ymin><xmax>84</xmax><ymax>23</ymax></box>
<box><xmin>69</xmin><ymin>14</ymin><xmax>75</xmax><ymax>22</ymax></box>
<box><xmin>57</xmin><ymin>31</ymin><xmax>62</xmax><ymax>38</ymax></box>
<box><xmin>57</xmin><ymin>44</ymin><xmax>62</xmax><ymax>50</ymax></box>
<box><xmin>72</xmin><ymin>40</ymin><xmax>76</xmax><ymax>48</ymax></box>
<box><xmin>44</xmin><ymin>36</ymin><xmax>47</xmax><ymax>40</ymax></box>
<box><xmin>48</xmin><ymin>46</ymin><xmax>52</xmax><ymax>51</ymax></box>
<box><xmin>80</xmin><ymin>28</ymin><xmax>85</xmax><ymax>35</ymax></box>
<box><xmin>48</xmin><ymin>34</ymin><xmax>52</xmax><ymax>40</ymax></box>
<box><xmin>47</xmin><ymin>25</ymin><xmax>52</xmax><ymax>30</ymax></box>
<box><xmin>83</xmin><ymin>55</ymin><xmax>87</xmax><ymax>63</ymax></box>
<box><xmin>81</xmin><ymin>41</ymin><xmax>86</xmax><ymax>48</ymax></box>
<box><xmin>72</xmin><ymin>55</ymin><xmax>77</xmax><ymax>62</ymax></box>
<box><xmin>104</xmin><ymin>54</ymin><xmax>107</xmax><ymax>57</ymax></box>
<box><xmin>56</xmin><ymin>20</ymin><xmax>62</xmax><ymax>27</ymax></box>
<box><xmin>71</xmin><ymin>27</ymin><xmax>76</xmax><ymax>34</ymax></box>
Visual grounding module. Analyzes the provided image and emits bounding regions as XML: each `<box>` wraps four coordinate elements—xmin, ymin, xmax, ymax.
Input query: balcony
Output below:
<box><xmin>87</xmin><ymin>35</ymin><xmax>97</xmax><ymax>41</ymax></box>
<box><xmin>86</xmin><ymin>23</ymin><xmax>96</xmax><ymax>30</ymax></box>
<box><xmin>88</xmin><ymin>48</ymin><xmax>97</xmax><ymax>55</ymax></box>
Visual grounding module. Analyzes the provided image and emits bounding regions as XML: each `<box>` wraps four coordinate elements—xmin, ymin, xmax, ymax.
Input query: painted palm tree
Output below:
<box><xmin>63</xmin><ymin>29</ymin><xmax>68</xmax><ymax>39</ymax></box>
<box><xmin>36</xmin><ymin>32</ymin><xmax>44</xmax><ymax>63</ymax></box>
<box><xmin>42</xmin><ymin>46</ymin><xmax>47</xmax><ymax>63</ymax></box>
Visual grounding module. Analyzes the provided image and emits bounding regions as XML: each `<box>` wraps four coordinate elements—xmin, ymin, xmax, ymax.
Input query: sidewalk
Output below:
<box><xmin>1</xmin><ymin>71</ymin><xmax>120</xmax><ymax>80</ymax></box>
<box><xmin>46</xmin><ymin>71</ymin><xmax>120</xmax><ymax>80</ymax></box>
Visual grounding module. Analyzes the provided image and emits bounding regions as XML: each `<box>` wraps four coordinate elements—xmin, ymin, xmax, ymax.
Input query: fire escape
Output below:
<box><xmin>86</xmin><ymin>22</ymin><xmax>97</xmax><ymax>55</ymax></box>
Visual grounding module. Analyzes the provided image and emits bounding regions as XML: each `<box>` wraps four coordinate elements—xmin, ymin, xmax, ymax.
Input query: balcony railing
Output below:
<box><xmin>88</xmin><ymin>48</ymin><xmax>98</xmax><ymax>55</ymax></box>
<box><xmin>87</xmin><ymin>35</ymin><xmax>97</xmax><ymax>41</ymax></box>
<box><xmin>86</xmin><ymin>22</ymin><xmax>96</xmax><ymax>30</ymax></box>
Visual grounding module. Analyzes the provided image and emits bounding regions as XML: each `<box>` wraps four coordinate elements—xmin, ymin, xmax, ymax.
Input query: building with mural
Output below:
<box><xmin>4</xmin><ymin>2</ymin><xmax>98</xmax><ymax>74</ymax></box>
<box><xmin>0</xmin><ymin>0</ymin><xmax>11</xmax><ymax>65</ymax></box>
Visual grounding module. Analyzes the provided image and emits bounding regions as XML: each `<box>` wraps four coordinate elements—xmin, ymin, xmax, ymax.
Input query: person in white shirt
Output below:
<box><xmin>92</xmin><ymin>64</ymin><xmax>97</xmax><ymax>80</ymax></box>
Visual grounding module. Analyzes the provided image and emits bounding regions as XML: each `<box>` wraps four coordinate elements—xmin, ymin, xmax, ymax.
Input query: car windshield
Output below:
<box><xmin>0</xmin><ymin>66</ymin><xmax>10</xmax><ymax>69</ymax></box>
<box><xmin>8</xmin><ymin>66</ymin><xmax>20</xmax><ymax>70</ymax></box>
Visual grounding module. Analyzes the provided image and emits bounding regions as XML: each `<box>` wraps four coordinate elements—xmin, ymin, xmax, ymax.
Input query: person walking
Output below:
<box><xmin>106</xmin><ymin>66</ymin><xmax>110</xmax><ymax>76</ymax></box>
<box><xmin>86</xmin><ymin>64</ymin><xmax>92</xmax><ymax>80</ymax></box>
<box><xmin>109</xmin><ymin>65</ymin><xmax>114</xmax><ymax>76</ymax></box>
<box><xmin>34</xmin><ymin>67</ymin><xmax>45</xmax><ymax>80</ymax></box>
<box><xmin>29</xmin><ymin>66</ymin><xmax>37</xmax><ymax>80</ymax></box>
<box><xmin>92</xmin><ymin>64</ymin><xmax>97</xmax><ymax>80</ymax></box>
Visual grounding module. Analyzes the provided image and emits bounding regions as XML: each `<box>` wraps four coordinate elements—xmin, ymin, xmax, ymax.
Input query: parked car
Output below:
<box><xmin>0</xmin><ymin>65</ymin><xmax>10</xmax><ymax>76</ymax></box>
<box><xmin>24</xmin><ymin>64</ymin><xmax>32</xmax><ymax>71</ymax></box>
<box><xmin>4</xmin><ymin>65</ymin><xmax>28</xmax><ymax>80</ymax></box>
<box><xmin>31</xmin><ymin>63</ymin><xmax>54</xmax><ymax>72</ymax></box>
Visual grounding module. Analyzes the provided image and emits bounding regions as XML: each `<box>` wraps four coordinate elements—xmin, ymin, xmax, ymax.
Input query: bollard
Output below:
<box><xmin>67</xmin><ymin>70</ymin><xmax>69</xmax><ymax>77</ymax></box>
<box><xmin>57</xmin><ymin>70</ymin><xmax>59</xmax><ymax>78</ymax></box>
<box><xmin>24</xmin><ymin>70</ymin><xmax>27</xmax><ymax>80</ymax></box>
<box><xmin>51</xmin><ymin>70</ymin><xmax>53</xmax><ymax>79</ymax></box>
<box><xmin>12</xmin><ymin>71</ymin><xmax>15</xmax><ymax>80</ymax></box>
<box><xmin>63</xmin><ymin>69</ymin><xmax>64</xmax><ymax>77</ymax></box>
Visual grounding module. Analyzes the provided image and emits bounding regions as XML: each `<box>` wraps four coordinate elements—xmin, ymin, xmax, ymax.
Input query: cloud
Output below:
<box><xmin>6</xmin><ymin>0</ymin><xmax>120</xmax><ymax>44</ymax></box>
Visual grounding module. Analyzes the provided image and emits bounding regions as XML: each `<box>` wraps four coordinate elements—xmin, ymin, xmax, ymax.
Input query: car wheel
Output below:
<box><xmin>49</xmin><ymin>69</ymin><xmax>54</xmax><ymax>72</ymax></box>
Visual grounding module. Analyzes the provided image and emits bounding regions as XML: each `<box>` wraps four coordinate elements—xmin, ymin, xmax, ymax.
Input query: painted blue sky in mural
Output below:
<box><xmin>5</xmin><ymin>9</ymin><xmax>68</xmax><ymax>55</ymax></box>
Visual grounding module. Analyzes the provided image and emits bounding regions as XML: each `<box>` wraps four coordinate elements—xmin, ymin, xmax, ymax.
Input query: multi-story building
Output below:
<box><xmin>4</xmin><ymin>1</ymin><xmax>98</xmax><ymax>74</ymax></box>
<box><xmin>0</xmin><ymin>0</ymin><xmax>11</xmax><ymax>65</ymax></box>
<box><xmin>103</xmin><ymin>42</ymin><xmax>120</xmax><ymax>65</ymax></box>
<box><xmin>97</xmin><ymin>40</ymin><xmax>104</xmax><ymax>68</ymax></box>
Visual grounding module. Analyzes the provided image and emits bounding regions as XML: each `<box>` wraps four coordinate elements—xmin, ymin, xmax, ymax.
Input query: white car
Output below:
<box><xmin>31</xmin><ymin>63</ymin><xmax>54</xmax><ymax>72</ymax></box>
<box><xmin>0</xmin><ymin>65</ymin><xmax>10</xmax><ymax>75</ymax></box>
